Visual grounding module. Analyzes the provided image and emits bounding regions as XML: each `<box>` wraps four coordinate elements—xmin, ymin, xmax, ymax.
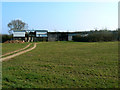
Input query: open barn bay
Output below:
<box><xmin>2</xmin><ymin>41</ymin><xmax>118</xmax><ymax>88</ymax></box>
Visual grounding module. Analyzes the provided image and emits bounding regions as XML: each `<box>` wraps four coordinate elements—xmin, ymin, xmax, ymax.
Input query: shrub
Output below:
<box><xmin>1</xmin><ymin>34</ymin><xmax>13</xmax><ymax>43</ymax></box>
<box><xmin>73</xmin><ymin>30</ymin><xmax>118</xmax><ymax>42</ymax></box>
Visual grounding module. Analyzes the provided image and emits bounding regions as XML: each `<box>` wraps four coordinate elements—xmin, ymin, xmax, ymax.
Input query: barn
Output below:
<box><xmin>13</xmin><ymin>30</ymin><xmax>89</xmax><ymax>42</ymax></box>
<box><xmin>48</xmin><ymin>31</ymin><xmax>89</xmax><ymax>41</ymax></box>
<box><xmin>13</xmin><ymin>30</ymin><xmax>48</xmax><ymax>42</ymax></box>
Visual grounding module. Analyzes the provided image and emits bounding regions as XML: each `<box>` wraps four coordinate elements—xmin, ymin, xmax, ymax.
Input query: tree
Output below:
<box><xmin>8</xmin><ymin>19</ymin><xmax>28</xmax><ymax>34</ymax></box>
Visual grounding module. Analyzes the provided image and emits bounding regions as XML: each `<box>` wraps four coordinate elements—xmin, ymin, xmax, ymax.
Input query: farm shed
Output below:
<box><xmin>48</xmin><ymin>31</ymin><xmax>89</xmax><ymax>41</ymax></box>
<box><xmin>13</xmin><ymin>30</ymin><xmax>26</xmax><ymax>41</ymax></box>
<box><xmin>35</xmin><ymin>30</ymin><xmax>48</xmax><ymax>41</ymax></box>
<box><xmin>13</xmin><ymin>30</ymin><xmax>90</xmax><ymax>42</ymax></box>
<box><xmin>13</xmin><ymin>30</ymin><xmax>48</xmax><ymax>42</ymax></box>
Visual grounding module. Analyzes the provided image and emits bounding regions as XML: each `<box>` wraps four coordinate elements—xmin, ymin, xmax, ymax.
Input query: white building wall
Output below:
<box><xmin>13</xmin><ymin>32</ymin><xmax>25</xmax><ymax>37</ymax></box>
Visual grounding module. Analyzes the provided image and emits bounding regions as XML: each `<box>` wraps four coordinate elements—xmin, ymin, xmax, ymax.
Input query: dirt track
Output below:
<box><xmin>1</xmin><ymin>43</ymin><xmax>32</xmax><ymax>57</ymax></box>
<box><xmin>1</xmin><ymin>43</ymin><xmax>37</xmax><ymax>61</ymax></box>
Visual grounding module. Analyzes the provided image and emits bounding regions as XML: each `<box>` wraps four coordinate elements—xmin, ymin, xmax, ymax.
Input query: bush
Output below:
<box><xmin>73</xmin><ymin>35</ymin><xmax>89</xmax><ymax>42</ymax></box>
<box><xmin>1</xmin><ymin>34</ymin><xmax>13</xmax><ymax>43</ymax></box>
<box><xmin>73</xmin><ymin>30</ymin><xmax>118</xmax><ymax>42</ymax></box>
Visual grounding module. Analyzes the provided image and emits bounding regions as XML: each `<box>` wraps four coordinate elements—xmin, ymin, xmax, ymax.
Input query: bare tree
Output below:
<box><xmin>8</xmin><ymin>19</ymin><xmax>28</xmax><ymax>34</ymax></box>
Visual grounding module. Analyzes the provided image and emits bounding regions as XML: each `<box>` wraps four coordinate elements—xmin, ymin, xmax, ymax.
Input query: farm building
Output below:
<box><xmin>13</xmin><ymin>30</ymin><xmax>48</xmax><ymax>42</ymax></box>
<box><xmin>13</xmin><ymin>30</ymin><xmax>89</xmax><ymax>42</ymax></box>
<box><xmin>13</xmin><ymin>30</ymin><xmax>26</xmax><ymax>41</ymax></box>
<box><xmin>48</xmin><ymin>31</ymin><xmax>89</xmax><ymax>41</ymax></box>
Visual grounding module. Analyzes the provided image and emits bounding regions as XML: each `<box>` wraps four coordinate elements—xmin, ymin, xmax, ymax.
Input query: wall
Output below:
<box><xmin>48</xmin><ymin>33</ymin><xmax>58</xmax><ymax>41</ymax></box>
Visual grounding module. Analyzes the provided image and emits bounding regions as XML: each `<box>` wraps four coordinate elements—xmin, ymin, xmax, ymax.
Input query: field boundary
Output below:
<box><xmin>1</xmin><ymin>43</ymin><xmax>37</xmax><ymax>61</ymax></box>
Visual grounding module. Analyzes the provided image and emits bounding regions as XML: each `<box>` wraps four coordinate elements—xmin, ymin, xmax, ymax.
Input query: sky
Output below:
<box><xmin>2</xmin><ymin>2</ymin><xmax>118</xmax><ymax>34</ymax></box>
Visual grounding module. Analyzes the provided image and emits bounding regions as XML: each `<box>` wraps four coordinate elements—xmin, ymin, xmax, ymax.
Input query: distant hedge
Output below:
<box><xmin>73</xmin><ymin>30</ymin><xmax>118</xmax><ymax>42</ymax></box>
<box><xmin>0</xmin><ymin>34</ymin><xmax>13</xmax><ymax>43</ymax></box>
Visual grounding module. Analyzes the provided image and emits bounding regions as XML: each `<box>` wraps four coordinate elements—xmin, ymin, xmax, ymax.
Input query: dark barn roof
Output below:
<box><xmin>35</xmin><ymin>30</ymin><xmax>48</xmax><ymax>32</ymax></box>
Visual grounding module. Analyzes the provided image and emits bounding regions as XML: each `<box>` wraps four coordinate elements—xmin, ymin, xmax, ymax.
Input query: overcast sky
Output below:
<box><xmin>2</xmin><ymin>2</ymin><xmax>118</xmax><ymax>34</ymax></box>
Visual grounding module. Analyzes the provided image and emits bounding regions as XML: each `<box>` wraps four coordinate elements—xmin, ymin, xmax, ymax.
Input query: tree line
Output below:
<box><xmin>73</xmin><ymin>30</ymin><xmax>119</xmax><ymax>42</ymax></box>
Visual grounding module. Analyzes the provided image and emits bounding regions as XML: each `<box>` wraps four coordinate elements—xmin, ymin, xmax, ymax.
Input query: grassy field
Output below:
<box><xmin>2</xmin><ymin>41</ymin><xmax>118</xmax><ymax>88</ymax></box>
<box><xmin>2</xmin><ymin>43</ymin><xmax>29</xmax><ymax>55</ymax></box>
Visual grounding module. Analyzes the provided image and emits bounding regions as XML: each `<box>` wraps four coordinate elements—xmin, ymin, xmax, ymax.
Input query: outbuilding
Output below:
<box><xmin>13</xmin><ymin>30</ymin><xmax>48</xmax><ymax>42</ymax></box>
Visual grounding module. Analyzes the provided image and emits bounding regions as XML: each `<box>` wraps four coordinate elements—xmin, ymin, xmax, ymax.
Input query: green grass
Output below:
<box><xmin>2</xmin><ymin>41</ymin><xmax>118</xmax><ymax>88</ymax></box>
<box><xmin>2</xmin><ymin>43</ymin><xmax>29</xmax><ymax>55</ymax></box>
<box><xmin>2</xmin><ymin>43</ymin><xmax>34</xmax><ymax>58</ymax></box>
